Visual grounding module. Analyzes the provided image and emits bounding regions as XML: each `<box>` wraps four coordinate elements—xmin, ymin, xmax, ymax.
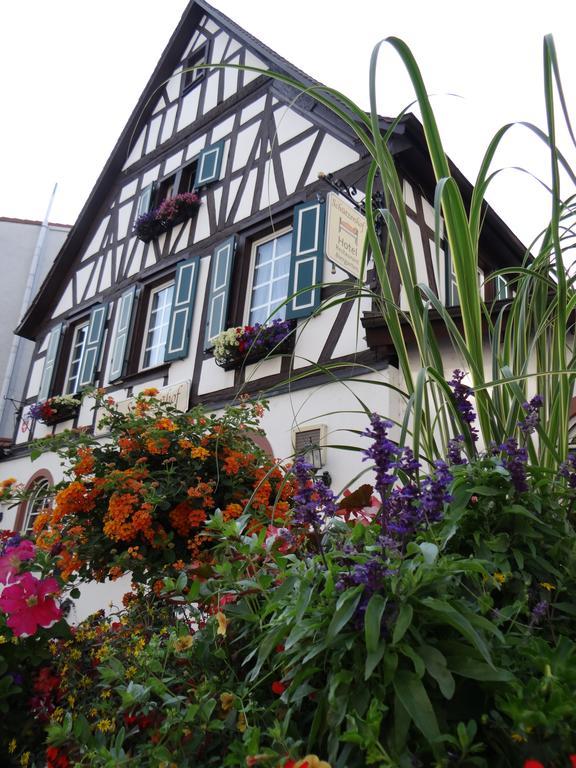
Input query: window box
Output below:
<box><xmin>213</xmin><ymin>319</ymin><xmax>295</xmax><ymax>370</ymax></box>
<box><xmin>134</xmin><ymin>192</ymin><xmax>201</xmax><ymax>243</ymax></box>
<box><xmin>28</xmin><ymin>395</ymin><xmax>82</xmax><ymax>426</ymax></box>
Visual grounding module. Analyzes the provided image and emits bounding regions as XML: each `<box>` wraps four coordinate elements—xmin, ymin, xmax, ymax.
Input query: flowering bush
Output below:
<box><xmin>0</xmin><ymin>531</ymin><xmax>71</xmax><ymax>766</ymax></box>
<box><xmin>134</xmin><ymin>192</ymin><xmax>200</xmax><ymax>242</ymax></box>
<box><xmin>213</xmin><ymin>318</ymin><xmax>295</xmax><ymax>368</ymax></box>
<box><xmin>27</xmin><ymin>391</ymin><xmax>293</xmax><ymax>584</ymax></box>
<box><xmin>28</xmin><ymin>395</ymin><xmax>82</xmax><ymax>426</ymax></box>
<box><xmin>3</xmin><ymin>382</ymin><xmax>576</xmax><ymax>765</ymax></box>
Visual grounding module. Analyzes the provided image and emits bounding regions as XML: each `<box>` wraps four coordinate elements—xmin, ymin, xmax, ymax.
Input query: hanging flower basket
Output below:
<box><xmin>28</xmin><ymin>395</ymin><xmax>82</xmax><ymax>426</ymax></box>
<box><xmin>213</xmin><ymin>319</ymin><xmax>296</xmax><ymax>370</ymax></box>
<box><xmin>134</xmin><ymin>192</ymin><xmax>201</xmax><ymax>243</ymax></box>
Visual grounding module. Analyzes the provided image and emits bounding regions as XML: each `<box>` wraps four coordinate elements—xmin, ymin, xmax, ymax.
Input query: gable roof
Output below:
<box><xmin>16</xmin><ymin>0</ymin><xmax>526</xmax><ymax>340</ymax></box>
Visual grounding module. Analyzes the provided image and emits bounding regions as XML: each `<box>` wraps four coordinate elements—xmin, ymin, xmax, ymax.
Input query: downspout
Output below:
<box><xmin>0</xmin><ymin>184</ymin><xmax>58</xmax><ymax>435</ymax></box>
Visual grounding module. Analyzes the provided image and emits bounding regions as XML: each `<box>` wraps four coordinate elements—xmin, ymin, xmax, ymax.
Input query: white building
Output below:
<box><xmin>0</xmin><ymin>0</ymin><xmax>524</xmax><ymax>538</ymax></box>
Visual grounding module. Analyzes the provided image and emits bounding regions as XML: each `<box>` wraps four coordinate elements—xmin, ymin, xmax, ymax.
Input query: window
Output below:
<box><xmin>182</xmin><ymin>44</ymin><xmax>208</xmax><ymax>91</ymax></box>
<box><xmin>21</xmin><ymin>479</ymin><xmax>51</xmax><ymax>535</ymax></box>
<box><xmin>494</xmin><ymin>273</ymin><xmax>511</xmax><ymax>301</ymax></box>
<box><xmin>247</xmin><ymin>229</ymin><xmax>292</xmax><ymax>325</ymax></box>
<box><xmin>65</xmin><ymin>321</ymin><xmax>89</xmax><ymax>394</ymax></box>
<box><xmin>13</xmin><ymin>473</ymin><xmax>54</xmax><ymax>536</ymax></box>
<box><xmin>141</xmin><ymin>281</ymin><xmax>175</xmax><ymax>369</ymax></box>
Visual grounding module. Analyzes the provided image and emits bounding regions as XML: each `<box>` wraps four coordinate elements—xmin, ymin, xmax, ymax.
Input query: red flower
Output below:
<box><xmin>275</xmin><ymin>643</ymin><xmax>285</xmax><ymax>653</ymax></box>
<box><xmin>523</xmin><ymin>761</ymin><xmax>545</xmax><ymax>768</ymax></box>
<box><xmin>46</xmin><ymin>746</ymin><xmax>70</xmax><ymax>768</ymax></box>
<box><xmin>0</xmin><ymin>572</ymin><xmax>61</xmax><ymax>636</ymax></box>
<box><xmin>272</xmin><ymin>680</ymin><xmax>286</xmax><ymax>695</ymax></box>
<box><xmin>0</xmin><ymin>540</ymin><xmax>36</xmax><ymax>584</ymax></box>
<box><xmin>570</xmin><ymin>758</ymin><xmax>576</xmax><ymax>768</ymax></box>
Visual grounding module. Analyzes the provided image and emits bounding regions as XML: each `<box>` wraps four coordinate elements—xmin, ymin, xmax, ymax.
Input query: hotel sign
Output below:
<box><xmin>94</xmin><ymin>380</ymin><xmax>191</xmax><ymax>436</ymax></box>
<box><xmin>325</xmin><ymin>192</ymin><xmax>368</xmax><ymax>280</ymax></box>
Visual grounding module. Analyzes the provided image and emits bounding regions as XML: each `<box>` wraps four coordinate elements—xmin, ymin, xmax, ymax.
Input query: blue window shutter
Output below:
<box><xmin>195</xmin><ymin>140</ymin><xmax>225</xmax><ymax>186</ymax></box>
<box><xmin>78</xmin><ymin>304</ymin><xmax>108</xmax><ymax>388</ymax></box>
<box><xmin>38</xmin><ymin>323</ymin><xmax>63</xmax><ymax>401</ymax></box>
<box><xmin>109</xmin><ymin>286</ymin><xmax>137</xmax><ymax>381</ymax></box>
<box><xmin>286</xmin><ymin>201</ymin><xmax>326</xmax><ymax>319</ymax></box>
<box><xmin>204</xmin><ymin>236</ymin><xmax>236</xmax><ymax>349</ymax></box>
<box><xmin>164</xmin><ymin>257</ymin><xmax>200</xmax><ymax>361</ymax></box>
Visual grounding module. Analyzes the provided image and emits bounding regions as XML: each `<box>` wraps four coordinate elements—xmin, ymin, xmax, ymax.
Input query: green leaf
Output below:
<box><xmin>364</xmin><ymin>593</ymin><xmax>387</xmax><ymax>654</ymax></box>
<box><xmin>448</xmin><ymin>656</ymin><xmax>514</xmax><ymax>682</ymax></box>
<box><xmin>419</xmin><ymin>645</ymin><xmax>455</xmax><ymax>699</ymax></box>
<box><xmin>392</xmin><ymin>604</ymin><xmax>413</xmax><ymax>645</ymax></box>
<box><xmin>365</xmin><ymin>639</ymin><xmax>387</xmax><ymax>681</ymax></box>
<box><xmin>327</xmin><ymin>587</ymin><xmax>363</xmax><ymax>640</ymax></box>
<box><xmin>419</xmin><ymin>542</ymin><xmax>439</xmax><ymax>564</ymax></box>
<box><xmin>420</xmin><ymin>597</ymin><xmax>493</xmax><ymax>665</ymax></box>
<box><xmin>393</xmin><ymin>670</ymin><xmax>441</xmax><ymax>743</ymax></box>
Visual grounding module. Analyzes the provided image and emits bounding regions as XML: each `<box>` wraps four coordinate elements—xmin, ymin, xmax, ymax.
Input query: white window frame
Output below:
<box><xmin>140</xmin><ymin>281</ymin><xmax>175</xmax><ymax>371</ymax></box>
<box><xmin>245</xmin><ymin>226</ymin><xmax>293</xmax><ymax>326</ymax></box>
<box><xmin>22</xmin><ymin>478</ymin><xmax>51</xmax><ymax>535</ymax></box>
<box><xmin>65</xmin><ymin>321</ymin><xmax>89</xmax><ymax>394</ymax></box>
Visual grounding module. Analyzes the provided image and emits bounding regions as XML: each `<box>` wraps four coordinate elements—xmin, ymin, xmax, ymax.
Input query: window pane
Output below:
<box><xmin>249</xmin><ymin>231</ymin><xmax>292</xmax><ymax>325</ymax></box>
<box><xmin>66</xmin><ymin>324</ymin><xmax>88</xmax><ymax>394</ymax></box>
<box><xmin>143</xmin><ymin>284</ymin><xmax>174</xmax><ymax>369</ymax></box>
<box><xmin>273</xmin><ymin>255</ymin><xmax>290</xmax><ymax>279</ymax></box>
<box><xmin>23</xmin><ymin>479</ymin><xmax>51</xmax><ymax>535</ymax></box>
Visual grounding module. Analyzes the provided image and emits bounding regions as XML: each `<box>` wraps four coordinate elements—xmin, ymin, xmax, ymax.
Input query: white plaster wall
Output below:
<box><xmin>257</xmin><ymin>367</ymin><xmax>401</xmax><ymax>493</ymax></box>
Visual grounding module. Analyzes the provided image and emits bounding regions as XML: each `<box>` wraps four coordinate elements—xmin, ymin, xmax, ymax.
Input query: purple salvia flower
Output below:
<box><xmin>499</xmin><ymin>437</ymin><xmax>529</xmax><ymax>493</ymax></box>
<box><xmin>291</xmin><ymin>455</ymin><xmax>337</xmax><ymax>528</ymax></box>
<box><xmin>449</xmin><ymin>370</ymin><xmax>479</xmax><ymax>442</ymax></box>
<box><xmin>419</xmin><ymin>461</ymin><xmax>452</xmax><ymax>523</ymax></box>
<box><xmin>531</xmin><ymin>600</ymin><xmax>548</xmax><ymax>625</ymax></box>
<box><xmin>518</xmin><ymin>394</ymin><xmax>544</xmax><ymax>436</ymax></box>
<box><xmin>447</xmin><ymin>435</ymin><xmax>467</xmax><ymax>465</ymax></box>
<box><xmin>559</xmin><ymin>453</ymin><xmax>576</xmax><ymax>488</ymax></box>
<box><xmin>362</xmin><ymin>414</ymin><xmax>401</xmax><ymax>502</ymax></box>
<box><xmin>397</xmin><ymin>447</ymin><xmax>420</xmax><ymax>476</ymax></box>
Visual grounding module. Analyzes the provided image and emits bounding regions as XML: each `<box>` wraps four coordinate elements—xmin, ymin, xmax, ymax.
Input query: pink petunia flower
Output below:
<box><xmin>0</xmin><ymin>540</ymin><xmax>36</xmax><ymax>584</ymax></box>
<box><xmin>0</xmin><ymin>572</ymin><xmax>62</xmax><ymax>636</ymax></box>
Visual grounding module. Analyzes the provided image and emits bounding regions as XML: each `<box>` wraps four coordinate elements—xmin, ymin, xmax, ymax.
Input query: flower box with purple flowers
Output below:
<box><xmin>28</xmin><ymin>395</ymin><xmax>82</xmax><ymax>426</ymax></box>
<box><xmin>213</xmin><ymin>319</ymin><xmax>296</xmax><ymax>370</ymax></box>
<box><xmin>134</xmin><ymin>192</ymin><xmax>201</xmax><ymax>243</ymax></box>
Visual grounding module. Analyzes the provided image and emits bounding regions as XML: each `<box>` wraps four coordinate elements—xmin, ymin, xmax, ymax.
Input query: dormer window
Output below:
<box><xmin>182</xmin><ymin>43</ymin><xmax>209</xmax><ymax>92</ymax></box>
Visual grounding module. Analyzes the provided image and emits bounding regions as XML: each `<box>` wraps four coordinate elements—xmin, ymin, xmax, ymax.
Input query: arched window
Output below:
<box><xmin>14</xmin><ymin>471</ymin><xmax>54</xmax><ymax>535</ymax></box>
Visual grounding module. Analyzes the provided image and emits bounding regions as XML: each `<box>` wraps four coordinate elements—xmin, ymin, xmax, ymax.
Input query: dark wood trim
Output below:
<box><xmin>319</xmin><ymin>294</ymin><xmax>355</xmax><ymax>362</ymax></box>
<box><xmin>413</xmin><ymin>191</ymin><xmax>438</xmax><ymax>295</ymax></box>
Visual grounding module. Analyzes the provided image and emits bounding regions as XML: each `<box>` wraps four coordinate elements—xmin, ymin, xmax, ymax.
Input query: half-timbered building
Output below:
<box><xmin>0</xmin><ymin>0</ymin><xmax>524</xmax><ymax>537</ymax></box>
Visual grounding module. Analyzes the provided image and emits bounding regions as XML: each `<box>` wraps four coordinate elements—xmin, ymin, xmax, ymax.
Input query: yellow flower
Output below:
<box><xmin>8</xmin><ymin>739</ymin><xmax>16</xmax><ymax>754</ymax></box>
<box><xmin>493</xmin><ymin>572</ymin><xmax>506</xmax><ymax>584</ymax></box>
<box><xmin>51</xmin><ymin>707</ymin><xmax>65</xmax><ymax>723</ymax></box>
<box><xmin>511</xmin><ymin>732</ymin><xmax>527</xmax><ymax>743</ymax></box>
<box><xmin>191</xmin><ymin>446</ymin><xmax>210</xmax><ymax>461</ymax></box>
<box><xmin>296</xmin><ymin>757</ymin><xmax>331</xmax><ymax>768</ymax></box>
<box><xmin>126</xmin><ymin>665</ymin><xmax>137</xmax><ymax>679</ymax></box>
<box><xmin>216</xmin><ymin>611</ymin><xmax>228</xmax><ymax>636</ymax></box>
<box><xmin>67</xmin><ymin>694</ymin><xmax>76</xmax><ymax>708</ymax></box>
<box><xmin>539</xmin><ymin>581</ymin><xmax>556</xmax><ymax>592</ymax></box>
<box><xmin>96</xmin><ymin>718</ymin><xmax>116</xmax><ymax>733</ymax></box>
<box><xmin>20</xmin><ymin>753</ymin><xmax>30</xmax><ymax>767</ymax></box>
<box><xmin>0</xmin><ymin>636</ymin><xmax>7</xmax><ymax>645</ymax></box>
<box><xmin>237</xmin><ymin>711</ymin><xmax>247</xmax><ymax>732</ymax></box>
<box><xmin>100</xmin><ymin>689</ymin><xmax>112</xmax><ymax>699</ymax></box>
<box><xmin>174</xmin><ymin>635</ymin><xmax>194</xmax><ymax>652</ymax></box>
<box><xmin>220</xmin><ymin>692</ymin><xmax>235</xmax><ymax>711</ymax></box>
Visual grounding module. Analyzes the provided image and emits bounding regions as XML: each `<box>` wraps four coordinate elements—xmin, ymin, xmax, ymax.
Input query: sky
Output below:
<box><xmin>2</xmin><ymin>0</ymin><xmax>576</xmax><ymax>248</ymax></box>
